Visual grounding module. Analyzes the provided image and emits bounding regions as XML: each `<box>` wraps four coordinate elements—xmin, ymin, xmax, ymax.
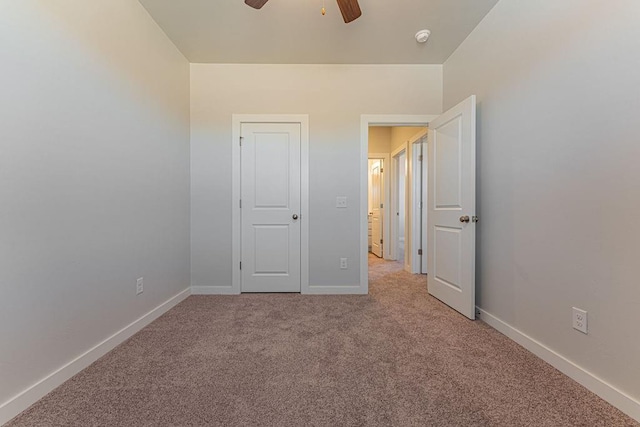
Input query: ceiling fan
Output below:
<box><xmin>244</xmin><ymin>0</ymin><xmax>362</xmax><ymax>24</ymax></box>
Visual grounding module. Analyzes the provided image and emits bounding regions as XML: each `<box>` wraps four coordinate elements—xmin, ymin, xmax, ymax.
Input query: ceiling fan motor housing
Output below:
<box><xmin>245</xmin><ymin>0</ymin><xmax>362</xmax><ymax>23</ymax></box>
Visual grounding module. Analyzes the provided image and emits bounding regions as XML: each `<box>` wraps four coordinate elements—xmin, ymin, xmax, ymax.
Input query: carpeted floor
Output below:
<box><xmin>7</xmin><ymin>255</ymin><xmax>637</xmax><ymax>426</ymax></box>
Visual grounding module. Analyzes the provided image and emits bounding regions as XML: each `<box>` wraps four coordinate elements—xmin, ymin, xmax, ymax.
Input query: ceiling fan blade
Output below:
<box><xmin>245</xmin><ymin>0</ymin><xmax>269</xmax><ymax>9</ymax></box>
<box><xmin>336</xmin><ymin>0</ymin><xmax>362</xmax><ymax>23</ymax></box>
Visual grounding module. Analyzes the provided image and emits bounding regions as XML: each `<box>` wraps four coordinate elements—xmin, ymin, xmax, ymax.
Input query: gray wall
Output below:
<box><xmin>0</xmin><ymin>0</ymin><xmax>190</xmax><ymax>407</ymax></box>
<box><xmin>190</xmin><ymin>64</ymin><xmax>442</xmax><ymax>292</ymax></box>
<box><xmin>443</xmin><ymin>0</ymin><xmax>640</xmax><ymax>401</ymax></box>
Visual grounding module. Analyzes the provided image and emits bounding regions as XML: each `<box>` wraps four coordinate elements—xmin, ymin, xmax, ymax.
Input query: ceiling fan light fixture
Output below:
<box><xmin>245</xmin><ymin>0</ymin><xmax>361</xmax><ymax>23</ymax></box>
<box><xmin>415</xmin><ymin>29</ymin><xmax>431</xmax><ymax>44</ymax></box>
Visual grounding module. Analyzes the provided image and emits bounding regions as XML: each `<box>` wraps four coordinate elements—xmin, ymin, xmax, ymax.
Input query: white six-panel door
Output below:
<box><xmin>241</xmin><ymin>123</ymin><xmax>301</xmax><ymax>292</ymax></box>
<box><xmin>427</xmin><ymin>95</ymin><xmax>476</xmax><ymax>319</ymax></box>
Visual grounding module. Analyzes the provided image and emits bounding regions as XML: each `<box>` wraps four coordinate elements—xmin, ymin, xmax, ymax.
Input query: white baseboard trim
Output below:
<box><xmin>304</xmin><ymin>286</ymin><xmax>367</xmax><ymax>295</ymax></box>
<box><xmin>0</xmin><ymin>288</ymin><xmax>191</xmax><ymax>426</ymax></box>
<box><xmin>192</xmin><ymin>286</ymin><xmax>368</xmax><ymax>295</ymax></box>
<box><xmin>477</xmin><ymin>307</ymin><xmax>640</xmax><ymax>423</ymax></box>
<box><xmin>191</xmin><ymin>286</ymin><xmax>239</xmax><ymax>295</ymax></box>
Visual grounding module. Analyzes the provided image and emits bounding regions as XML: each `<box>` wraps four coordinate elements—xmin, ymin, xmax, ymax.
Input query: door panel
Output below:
<box><xmin>241</xmin><ymin>123</ymin><xmax>301</xmax><ymax>292</ymax></box>
<box><xmin>254</xmin><ymin>136</ymin><xmax>290</xmax><ymax>208</ymax></box>
<box><xmin>253</xmin><ymin>225</ymin><xmax>290</xmax><ymax>274</ymax></box>
<box><xmin>428</xmin><ymin>95</ymin><xmax>476</xmax><ymax>319</ymax></box>
<box><xmin>433</xmin><ymin>226</ymin><xmax>462</xmax><ymax>290</ymax></box>
<box><xmin>434</xmin><ymin>118</ymin><xmax>462</xmax><ymax>209</ymax></box>
<box><xmin>371</xmin><ymin>160</ymin><xmax>383</xmax><ymax>257</ymax></box>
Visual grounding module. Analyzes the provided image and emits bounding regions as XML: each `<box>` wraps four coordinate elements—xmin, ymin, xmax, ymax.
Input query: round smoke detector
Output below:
<box><xmin>415</xmin><ymin>29</ymin><xmax>431</xmax><ymax>44</ymax></box>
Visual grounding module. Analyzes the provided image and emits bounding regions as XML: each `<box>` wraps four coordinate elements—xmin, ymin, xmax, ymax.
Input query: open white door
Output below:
<box><xmin>427</xmin><ymin>95</ymin><xmax>476</xmax><ymax>319</ymax></box>
<box><xmin>370</xmin><ymin>160</ymin><xmax>383</xmax><ymax>258</ymax></box>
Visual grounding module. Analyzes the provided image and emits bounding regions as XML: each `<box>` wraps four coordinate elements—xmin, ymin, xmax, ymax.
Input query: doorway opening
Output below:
<box><xmin>366</xmin><ymin>123</ymin><xmax>429</xmax><ymax>281</ymax></box>
<box><xmin>392</xmin><ymin>147</ymin><xmax>406</xmax><ymax>265</ymax></box>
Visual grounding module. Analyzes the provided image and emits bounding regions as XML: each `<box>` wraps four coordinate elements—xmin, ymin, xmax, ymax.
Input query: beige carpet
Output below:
<box><xmin>7</xmin><ymin>255</ymin><xmax>637</xmax><ymax>426</ymax></box>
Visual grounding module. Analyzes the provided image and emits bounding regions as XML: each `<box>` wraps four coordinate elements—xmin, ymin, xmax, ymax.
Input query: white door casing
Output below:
<box><xmin>409</xmin><ymin>131</ymin><xmax>428</xmax><ymax>274</ymax></box>
<box><xmin>240</xmin><ymin>122</ymin><xmax>301</xmax><ymax>292</ymax></box>
<box><xmin>230</xmin><ymin>115</ymin><xmax>309</xmax><ymax>296</ymax></box>
<box><xmin>421</xmin><ymin>138</ymin><xmax>428</xmax><ymax>274</ymax></box>
<box><xmin>390</xmin><ymin>143</ymin><xmax>407</xmax><ymax>263</ymax></box>
<box><xmin>427</xmin><ymin>95</ymin><xmax>476</xmax><ymax>319</ymax></box>
<box><xmin>370</xmin><ymin>160</ymin><xmax>383</xmax><ymax>257</ymax></box>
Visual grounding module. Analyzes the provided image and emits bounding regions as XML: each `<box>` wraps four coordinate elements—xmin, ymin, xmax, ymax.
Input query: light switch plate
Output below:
<box><xmin>336</xmin><ymin>196</ymin><xmax>347</xmax><ymax>208</ymax></box>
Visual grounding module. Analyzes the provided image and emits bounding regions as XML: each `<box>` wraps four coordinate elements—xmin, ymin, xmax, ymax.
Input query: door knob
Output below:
<box><xmin>459</xmin><ymin>215</ymin><xmax>470</xmax><ymax>223</ymax></box>
<box><xmin>292</xmin><ymin>214</ymin><xmax>299</xmax><ymax>220</ymax></box>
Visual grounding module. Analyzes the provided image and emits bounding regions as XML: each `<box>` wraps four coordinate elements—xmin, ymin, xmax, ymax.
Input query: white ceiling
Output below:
<box><xmin>139</xmin><ymin>0</ymin><xmax>499</xmax><ymax>64</ymax></box>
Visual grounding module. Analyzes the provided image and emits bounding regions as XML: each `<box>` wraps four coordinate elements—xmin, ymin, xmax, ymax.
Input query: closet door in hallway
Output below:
<box><xmin>370</xmin><ymin>160</ymin><xmax>384</xmax><ymax>258</ymax></box>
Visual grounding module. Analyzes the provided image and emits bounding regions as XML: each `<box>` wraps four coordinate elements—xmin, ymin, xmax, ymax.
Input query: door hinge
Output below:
<box><xmin>380</xmin><ymin>203</ymin><xmax>383</xmax><ymax>208</ymax></box>
<box><xmin>418</xmin><ymin>155</ymin><xmax>423</xmax><ymax>161</ymax></box>
<box><xmin>239</xmin><ymin>199</ymin><xmax>242</xmax><ymax>208</ymax></box>
<box><xmin>380</xmin><ymin>239</ymin><xmax>383</xmax><ymax>244</ymax></box>
<box><xmin>472</xmin><ymin>215</ymin><xmax>479</xmax><ymax>223</ymax></box>
<box><xmin>380</xmin><ymin>168</ymin><xmax>384</xmax><ymax>173</ymax></box>
<box><xmin>239</xmin><ymin>261</ymin><xmax>242</xmax><ymax>270</ymax></box>
<box><xmin>419</xmin><ymin>201</ymin><xmax>423</xmax><ymax>209</ymax></box>
<box><xmin>239</xmin><ymin>136</ymin><xmax>244</xmax><ymax>146</ymax></box>
<box><xmin>418</xmin><ymin>249</ymin><xmax>423</xmax><ymax>255</ymax></box>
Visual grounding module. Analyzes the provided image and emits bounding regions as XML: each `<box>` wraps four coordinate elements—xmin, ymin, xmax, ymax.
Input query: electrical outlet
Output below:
<box><xmin>572</xmin><ymin>307</ymin><xmax>587</xmax><ymax>334</ymax></box>
<box><xmin>336</xmin><ymin>196</ymin><xmax>348</xmax><ymax>208</ymax></box>
<box><xmin>340</xmin><ymin>258</ymin><xmax>348</xmax><ymax>269</ymax></box>
<box><xmin>136</xmin><ymin>277</ymin><xmax>144</xmax><ymax>295</ymax></box>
